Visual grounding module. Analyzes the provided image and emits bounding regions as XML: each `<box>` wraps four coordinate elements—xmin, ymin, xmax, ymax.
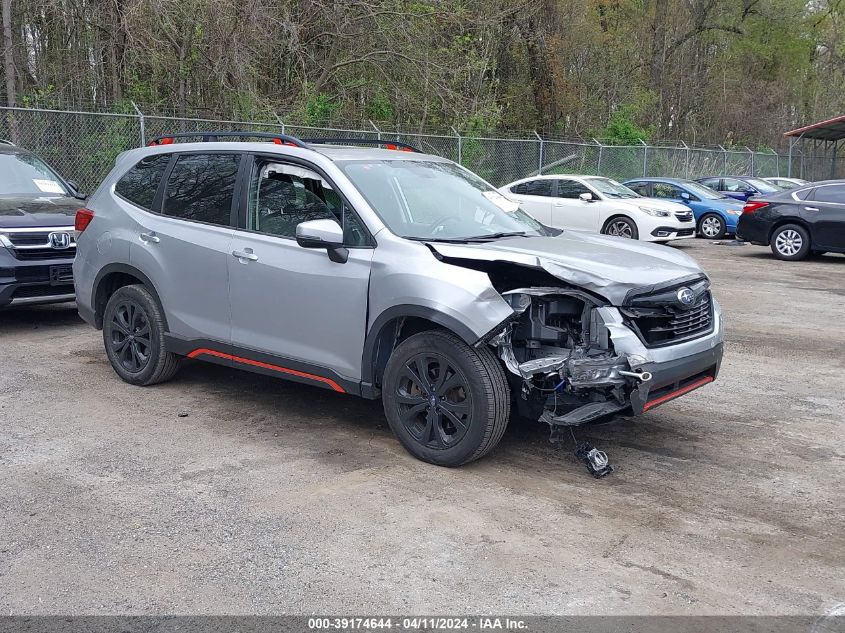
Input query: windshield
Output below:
<box><xmin>585</xmin><ymin>177</ymin><xmax>640</xmax><ymax>199</ymax></box>
<box><xmin>339</xmin><ymin>159</ymin><xmax>552</xmax><ymax>241</ymax></box>
<box><xmin>681</xmin><ymin>180</ymin><xmax>732</xmax><ymax>200</ymax></box>
<box><xmin>0</xmin><ymin>153</ymin><xmax>70</xmax><ymax>197</ymax></box>
<box><xmin>744</xmin><ymin>178</ymin><xmax>780</xmax><ymax>193</ymax></box>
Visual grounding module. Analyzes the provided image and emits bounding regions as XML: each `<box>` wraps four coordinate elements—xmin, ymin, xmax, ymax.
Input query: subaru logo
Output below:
<box><xmin>49</xmin><ymin>232</ymin><xmax>71</xmax><ymax>249</ymax></box>
<box><xmin>677</xmin><ymin>287</ymin><xmax>695</xmax><ymax>306</ymax></box>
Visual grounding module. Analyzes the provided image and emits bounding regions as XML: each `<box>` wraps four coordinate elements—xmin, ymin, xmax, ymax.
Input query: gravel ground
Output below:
<box><xmin>0</xmin><ymin>240</ymin><xmax>843</xmax><ymax>616</ymax></box>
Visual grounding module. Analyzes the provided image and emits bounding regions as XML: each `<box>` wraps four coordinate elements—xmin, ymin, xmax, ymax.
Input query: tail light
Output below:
<box><xmin>742</xmin><ymin>201</ymin><xmax>769</xmax><ymax>214</ymax></box>
<box><xmin>75</xmin><ymin>208</ymin><xmax>95</xmax><ymax>233</ymax></box>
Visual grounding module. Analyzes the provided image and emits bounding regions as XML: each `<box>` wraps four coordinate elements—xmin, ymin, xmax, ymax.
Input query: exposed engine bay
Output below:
<box><xmin>488</xmin><ymin>286</ymin><xmax>652</xmax><ymax>432</ymax></box>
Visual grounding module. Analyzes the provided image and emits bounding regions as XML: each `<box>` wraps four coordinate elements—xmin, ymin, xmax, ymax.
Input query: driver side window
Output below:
<box><xmin>248</xmin><ymin>159</ymin><xmax>369</xmax><ymax>246</ymax></box>
<box><xmin>724</xmin><ymin>178</ymin><xmax>751</xmax><ymax>192</ymax></box>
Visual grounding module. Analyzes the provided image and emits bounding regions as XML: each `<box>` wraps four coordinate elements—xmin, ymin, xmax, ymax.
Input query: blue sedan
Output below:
<box><xmin>694</xmin><ymin>176</ymin><xmax>781</xmax><ymax>201</ymax></box>
<box><xmin>623</xmin><ymin>177</ymin><xmax>746</xmax><ymax>239</ymax></box>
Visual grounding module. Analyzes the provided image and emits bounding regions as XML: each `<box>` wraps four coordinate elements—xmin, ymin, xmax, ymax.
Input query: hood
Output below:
<box><xmin>0</xmin><ymin>196</ymin><xmax>80</xmax><ymax>228</ymax></box>
<box><xmin>634</xmin><ymin>198</ymin><xmax>691</xmax><ymax>212</ymax></box>
<box><xmin>430</xmin><ymin>231</ymin><xmax>706</xmax><ymax>305</ymax></box>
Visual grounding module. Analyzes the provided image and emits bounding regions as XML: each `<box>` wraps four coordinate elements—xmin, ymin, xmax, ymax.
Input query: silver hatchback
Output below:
<box><xmin>74</xmin><ymin>133</ymin><xmax>723</xmax><ymax>467</ymax></box>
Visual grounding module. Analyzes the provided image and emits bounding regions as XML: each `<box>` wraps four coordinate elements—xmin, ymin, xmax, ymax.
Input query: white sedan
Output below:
<box><xmin>500</xmin><ymin>174</ymin><xmax>695</xmax><ymax>242</ymax></box>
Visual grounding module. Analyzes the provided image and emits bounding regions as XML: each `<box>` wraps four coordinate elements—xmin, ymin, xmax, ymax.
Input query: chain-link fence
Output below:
<box><xmin>0</xmin><ymin>105</ymin><xmax>839</xmax><ymax>192</ymax></box>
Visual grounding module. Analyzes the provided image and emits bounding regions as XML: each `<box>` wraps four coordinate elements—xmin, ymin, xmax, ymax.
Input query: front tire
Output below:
<box><xmin>698</xmin><ymin>213</ymin><xmax>726</xmax><ymax>239</ymax></box>
<box><xmin>770</xmin><ymin>224</ymin><xmax>811</xmax><ymax>261</ymax></box>
<box><xmin>602</xmin><ymin>216</ymin><xmax>639</xmax><ymax>240</ymax></box>
<box><xmin>382</xmin><ymin>330</ymin><xmax>510</xmax><ymax>466</ymax></box>
<box><xmin>102</xmin><ymin>284</ymin><xmax>181</xmax><ymax>385</ymax></box>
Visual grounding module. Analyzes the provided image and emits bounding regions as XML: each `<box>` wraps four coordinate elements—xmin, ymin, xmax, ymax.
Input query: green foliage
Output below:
<box><xmin>303</xmin><ymin>93</ymin><xmax>341</xmax><ymax>124</ymax></box>
<box><xmin>591</xmin><ymin>105</ymin><xmax>654</xmax><ymax>145</ymax></box>
<box><xmin>366</xmin><ymin>93</ymin><xmax>394</xmax><ymax>121</ymax></box>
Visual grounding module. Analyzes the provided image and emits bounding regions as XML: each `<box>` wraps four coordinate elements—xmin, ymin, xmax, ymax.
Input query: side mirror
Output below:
<box><xmin>680</xmin><ymin>191</ymin><xmax>690</xmax><ymax>200</ymax></box>
<box><xmin>296</xmin><ymin>218</ymin><xmax>348</xmax><ymax>263</ymax></box>
<box><xmin>578</xmin><ymin>192</ymin><xmax>593</xmax><ymax>202</ymax></box>
<box><xmin>66</xmin><ymin>180</ymin><xmax>87</xmax><ymax>200</ymax></box>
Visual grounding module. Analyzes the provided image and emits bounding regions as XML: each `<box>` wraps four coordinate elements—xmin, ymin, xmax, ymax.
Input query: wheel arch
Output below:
<box><xmin>601</xmin><ymin>213</ymin><xmax>638</xmax><ymax>235</ymax></box>
<box><xmin>361</xmin><ymin>305</ymin><xmax>481</xmax><ymax>396</ymax></box>
<box><xmin>92</xmin><ymin>263</ymin><xmax>167</xmax><ymax>330</ymax></box>
<box><xmin>767</xmin><ymin>217</ymin><xmax>813</xmax><ymax>244</ymax></box>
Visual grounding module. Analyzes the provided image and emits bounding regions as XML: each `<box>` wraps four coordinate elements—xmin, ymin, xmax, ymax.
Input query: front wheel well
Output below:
<box><xmin>93</xmin><ymin>268</ymin><xmax>164</xmax><ymax>330</ymax></box>
<box><xmin>602</xmin><ymin>214</ymin><xmax>635</xmax><ymax>231</ymax></box>
<box><xmin>364</xmin><ymin>314</ymin><xmax>480</xmax><ymax>393</ymax></box>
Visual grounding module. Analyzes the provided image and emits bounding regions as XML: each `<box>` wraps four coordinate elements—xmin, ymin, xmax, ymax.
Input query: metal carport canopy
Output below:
<box><xmin>784</xmin><ymin>114</ymin><xmax>845</xmax><ymax>179</ymax></box>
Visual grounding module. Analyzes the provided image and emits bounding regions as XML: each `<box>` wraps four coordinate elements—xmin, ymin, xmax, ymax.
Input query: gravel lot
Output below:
<box><xmin>1</xmin><ymin>241</ymin><xmax>843</xmax><ymax>616</ymax></box>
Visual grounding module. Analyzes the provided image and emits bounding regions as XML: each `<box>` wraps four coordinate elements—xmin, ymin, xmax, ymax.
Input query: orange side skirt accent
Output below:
<box><xmin>187</xmin><ymin>348</ymin><xmax>345</xmax><ymax>393</ymax></box>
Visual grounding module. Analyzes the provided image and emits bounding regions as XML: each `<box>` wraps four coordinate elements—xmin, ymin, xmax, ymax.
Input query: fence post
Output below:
<box><xmin>131</xmin><ymin>101</ymin><xmax>145</xmax><ymax>146</ymax></box>
<box><xmin>639</xmin><ymin>139</ymin><xmax>648</xmax><ymax>176</ymax></box>
<box><xmin>787</xmin><ymin>137</ymin><xmax>793</xmax><ymax>177</ymax></box>
<box><xmin>451</xmin><ymin>126</ymin><xmax>462</xmax><ymax>165</ymax></box>
<box><xmin>369</xmin><ymin>119</ymin><xmax>381</xmax><ymax>140</ymax></box>
<box><xmin>718</xmin><ymin>145</ymin><xmax>727</xmax><ymax>174</ymax></box>
<box><xmin>534</xmin><ymin>130</ymin><xmax>544</xmax><ymax>175</ymax></box>
<box><xmin>747</xmin><ymin>146</ymin><xmax>754</xmax><ymax>176</ymax></box>
<box><xmin>681</xmin><ymin>140</ymin><xmax>690</xmax><ymax>179</ymax></box>
<box><xmin>273</xmin><ymin>113</ymin><xmax>285</xmax><ymax>135</ymax></box>
<box><xmin>593</xmin><ymin>138</ymin><xmax>603</xmax><ymax>175</ymax></box>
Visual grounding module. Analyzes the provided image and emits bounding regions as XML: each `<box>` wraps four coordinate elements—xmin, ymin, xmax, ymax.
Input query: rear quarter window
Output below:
<box><xmin>115</xmin><ymin>154</ymin><xmax>171</xmax><ymax>210</ymax></box>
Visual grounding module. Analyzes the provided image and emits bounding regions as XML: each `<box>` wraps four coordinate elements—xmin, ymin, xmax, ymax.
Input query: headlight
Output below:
<box><xmin>724</xmin><ymin>209</ymin><xmax>741</xmax><ymax>215</ymax></box>
<box><xmin>637</xmin><ymin>206</ymin><xmax>670</xmax><ymax>217</ymax></box>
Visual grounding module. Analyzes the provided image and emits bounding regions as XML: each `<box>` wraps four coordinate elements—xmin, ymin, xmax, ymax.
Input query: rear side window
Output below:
<box><xmin>162</xmin><ymin>153</ymin><xmax>240</xmax><ymax>226</ymax></box>
<box><xmin>812</xmin><ymin>184</ymin><xmax>845</xmax><ymax>204</ymax></box>
<box><xmin>115</xmin><ymin>154</ymin><xmax>170</xmax><ymax>210</ymax></box>
<box><xmin>511</xmin><ymin>180</ymin><xmax>553</xmax><ymax>197</ymax></box>
<box><xmin>627</xmin><ymin>182</ymin><xmax>650</xmax><ymax>196</ymax></box>
<box><xmin>699</xmin><ymin>178</ymin><xmax>720</xmax><ymax>189</ymax></box>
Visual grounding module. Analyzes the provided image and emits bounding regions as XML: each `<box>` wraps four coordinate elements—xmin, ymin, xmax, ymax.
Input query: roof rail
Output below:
<box><xmin>306</xmin><ymin>138</ymin><xmax>421</xmax><ymax>153</ymax></box>
<box><xmin>147</xmin><ymin>131</ymin><xmax>309</xmax><ymax>148</ymax></box>
<box><xmin>0</xmin><ymin>138</ymin><xmax>15</xmax><ymax>146</ymax></box>
<box><xmin>145</xmin><ymin>131</ymin><xmax>422</xmax><ymax>153</ymax></box>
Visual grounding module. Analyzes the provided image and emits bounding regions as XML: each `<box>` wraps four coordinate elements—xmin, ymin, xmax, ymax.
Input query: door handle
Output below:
<box><xmin>804</xmin><ymin>206</ymin><xmax>819</xmax><ymax>212</ymax></box>
<box><xmin>139</xmin><ymin>231</ymin><xmax>160</xmax><ymax>244</ymax></box>
<box><xmin>232</xmin><ymin>248</ymin><xmax>259</xmax><ymax>262</ymax></box>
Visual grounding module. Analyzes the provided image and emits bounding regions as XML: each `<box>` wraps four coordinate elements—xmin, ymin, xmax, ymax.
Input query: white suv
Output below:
<box><xmin>501</xmin><ymin>175</ymin><xmax>695</xmax><ymax>242</ymax></box>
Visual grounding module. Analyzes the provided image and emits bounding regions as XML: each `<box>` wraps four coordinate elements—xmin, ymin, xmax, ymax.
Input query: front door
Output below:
<box><xmin>806</xmin><ymin>183</ymin><xmax>845</xmax><ymax>249</ymax></box>
<box><xmin>227</xmin><ymin>156</ymin><xmax>373</xmax><ymax>386</ymax></box>
<box><xmin>550</xmin><ymin>179</ymin><xmax>602</xmax><ymax>231</ymax></box>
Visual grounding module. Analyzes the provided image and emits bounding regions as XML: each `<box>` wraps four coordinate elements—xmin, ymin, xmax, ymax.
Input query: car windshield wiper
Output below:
<box><xmin>457</xmin><ymin>231</ymin><xmax>529</xmax><ymax>241</ymax></box>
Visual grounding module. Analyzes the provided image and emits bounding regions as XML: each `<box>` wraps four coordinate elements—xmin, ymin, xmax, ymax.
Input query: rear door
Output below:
<box><xmin>505</xmin><ymin>179</ymin><xmax>553</xmax><ymax>224</ymax></box>
<box><xmin>125</xmin><ymin>151</ymin><xmax>240</xmax><ymax>346</ymax></box>
<box><xmin>226</xmin><ymin>155</ymin><xmax>373</xmax><ymax>385</ymax></box>
<box><xmin>550</xmin><ymin>178</ymin><xmax>602</xmax><ymax>231</ymax></box>
<box><xmin>805</xmin><ymin>184</ymin><xmax>845</xmax><ymax>249</ymax></box>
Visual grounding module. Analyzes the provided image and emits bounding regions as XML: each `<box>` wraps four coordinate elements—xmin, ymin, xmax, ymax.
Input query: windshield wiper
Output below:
<box><xmin>458</xmin><ymin>231</ymin><xmax>529</xmax><ymax>241</ymax></box>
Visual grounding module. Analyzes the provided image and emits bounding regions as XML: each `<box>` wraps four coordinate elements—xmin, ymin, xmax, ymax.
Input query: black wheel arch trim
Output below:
<box><xmin>768</xmin><ymin>218</ymin><xmax>813</xmax><ymax>244</ymax></box>
<box><xmin>92</xmin><ymin>263</ymin><xmax>167</xmax><ymax>330</ymax></box>
<box><xmin>361</xmin><ymin>305</ymin><xmax>483</xmax><ymax>392</ymax></box>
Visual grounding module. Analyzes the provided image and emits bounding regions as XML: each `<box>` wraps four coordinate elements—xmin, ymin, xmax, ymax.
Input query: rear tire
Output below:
<box><xmin>382</xmin><ymin>330</ymin><xmax>510</xmax><ymax>466</ymax></box>
<box><xmin>602</xmin><ymin>216</ymin><xmax>639</xmax><ymax>240</ymax></box>
<box><xmin>770</xmin><ymin>224</ymin><xmax>811</xmax><ymax>261</ymax></box>
<box><xmin>102</xmin><ymin>284</ymin><xmax>181</xmax><ymax>386</ymax></box>
<box><xmin>698</xmin><ymin>213</ymin><xmax>726</xmax><ymax>239</ymax></box>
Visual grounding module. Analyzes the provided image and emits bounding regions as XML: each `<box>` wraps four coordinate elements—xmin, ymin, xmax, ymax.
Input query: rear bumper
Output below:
<box><xmin>735</xmin><ymin>214</ymin><xmax>769</xmax><ymax>244</ymax></box>
<box><xmin>0</xmin><ymin>248</ymin><xmax>75</xmax><ymax>308</ymax></box>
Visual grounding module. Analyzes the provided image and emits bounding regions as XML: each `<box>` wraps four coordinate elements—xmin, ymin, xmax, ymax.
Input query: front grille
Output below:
<box><xmin>675</xmin><ymin>211</ymin><xmax>693</xmax><ymax>222</ymax></box>
<box><xmin>628</xmin><ymin>293</ymin><xmax>714</xmax><ymax>347</ymax></box>
<box><xmin>2</xmin><ymin>228</ymin><xmax>76</xmax><ymax>261</ymax></box>
<box><xmin>13</xmin><ymin>247</ymin><xmax>76</xmax><ymax>260</ymax></box>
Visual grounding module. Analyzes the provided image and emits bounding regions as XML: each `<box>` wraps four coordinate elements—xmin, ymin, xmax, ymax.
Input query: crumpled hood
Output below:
<box><xmin>429</xmin><ymin>231</ymin><xmax>706</xmax><ymax>305</ymax></box>
<box><xmin>0</xmin><ymin>196</ymin><xmax>80</xmax><ymax>228</ymax></box>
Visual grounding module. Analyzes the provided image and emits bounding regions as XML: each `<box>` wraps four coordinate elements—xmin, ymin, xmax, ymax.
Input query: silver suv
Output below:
<box><xmin>74</xmin><ymin>133</ymin><xmax>723</xmax><ymax>466</ymax></box>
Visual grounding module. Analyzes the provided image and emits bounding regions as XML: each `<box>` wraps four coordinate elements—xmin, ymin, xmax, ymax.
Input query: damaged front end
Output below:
<box><xmin>489</xmin><ymin>286</ymin><xmax>655</xmax><ymax>437</ymax></box>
